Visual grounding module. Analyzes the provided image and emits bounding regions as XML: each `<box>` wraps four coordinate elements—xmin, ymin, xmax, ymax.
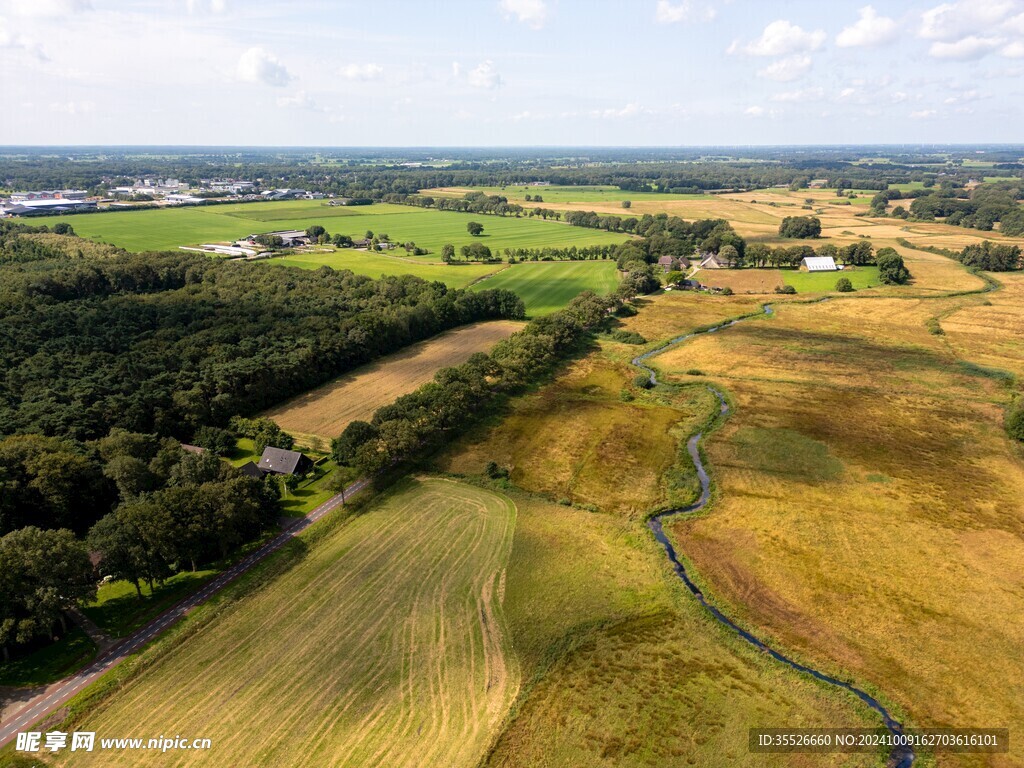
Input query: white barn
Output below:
<box><xmin>800</xmin><ymin>256</ymin><xmax>839</xmax><ymax>272</ymax></box>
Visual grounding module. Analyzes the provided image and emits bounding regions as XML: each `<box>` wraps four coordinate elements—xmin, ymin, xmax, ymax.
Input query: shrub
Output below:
<box><xmin>608</xmin><ymin>329</ymin><xmax>646</xmax><ymax>344</ymax></box>
<box><xmin>557</xmin><ymin>497</ymin><xmax>571</xmax><ymax>506</ymax></box>
<box><xmin>1006</xmin><ymin>403</ymin><xmax>1024</xmax><ymax>442</ymax></box>
<box><xmin>775</xmin><ymin>285</ymin><xmax>797</xmax><ymax>295</ymax></box>
<box><xmin>686</xmin><ymin>369</ymin><xmax>704</xmax><ymax>376</ymax></box>
<box><xmin>485</xmin><ymin>461</ymin><xmax>509</xmax><ymax>479</ymax></box>
<box><xmin>721</xmin><ymin>286</ymin><xmax>734</xmax><ymax>296</ymax></box>
<box><xmin>619</xmin><ymin>389</ymin><xmax>635</xmax><ymax>402</ymax></box>
<box><xmin>835</xmin><ymin>277</ymin><xmax>854</xmax><ymax>292</ymax></box>
<box><xmin>633</xmin><ymin>373</ymin><xmax>654</xmax><ymax>389</ymax></box>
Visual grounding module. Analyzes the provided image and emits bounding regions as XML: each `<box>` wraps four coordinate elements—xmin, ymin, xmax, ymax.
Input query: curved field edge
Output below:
<box><xmin>8</xmin><ymin>478</ymin><xmax>521</xmax><ymax>768</ymax></box>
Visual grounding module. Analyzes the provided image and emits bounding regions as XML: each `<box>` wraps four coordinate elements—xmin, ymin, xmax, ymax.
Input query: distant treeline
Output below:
<box><xmin>875</xmin><ymin>182</ymin><xmax>1024</xmax><ymax>235</ymax></box>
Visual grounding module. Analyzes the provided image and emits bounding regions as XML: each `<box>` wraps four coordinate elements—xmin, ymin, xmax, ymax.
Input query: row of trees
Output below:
<box><xmin>956</xmin><ymin>241</ymin><xmax>1023</xmax><ymax>271</ymax></box>
<box><xmin>501</xmin><ymin>245</ymin><xmax>618</xmax><ymax>262</ymax></box>
<box><xmin>331</xmin><ymin>291</ymin><xmax>617</xmax><ymax>475</ymax></box>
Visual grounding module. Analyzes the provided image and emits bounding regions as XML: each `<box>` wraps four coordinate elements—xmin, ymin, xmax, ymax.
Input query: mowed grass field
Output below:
<box><xmin>42</xmin><ymin>200</ymin><xmax>629</xmax><ymax>255</ymax></box>
<box><xmin>653</xmin><ymin>294</ymin><xmax>1024</xmax><ymax>766</ymax></box>
<box><xmin>263</xmin><ymin>320</ymin><xmax>524</xmax><ymax>441</ymax></box>
<box><xmin>53</xmin><ymin>478</ymin><xmax>520</xmax><ymax>768</ymax></box>
<box><xmin>469</xmin><ymin>260</ymin><xmax>619</xmax><ymax>317</ymax></box>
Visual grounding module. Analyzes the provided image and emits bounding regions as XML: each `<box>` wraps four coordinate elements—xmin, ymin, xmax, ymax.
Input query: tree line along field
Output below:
<box><xmin>262</xmin><ymin>320</ymin><xmax>524</xmax><ymax>445</ymax></box>
<box><xmin>38</xmin><ymin>199</ymin><xmax>629</xmax><ymax>256</ymax></box>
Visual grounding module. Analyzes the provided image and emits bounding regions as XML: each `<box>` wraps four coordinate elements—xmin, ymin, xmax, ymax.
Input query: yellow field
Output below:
<box><xmin>262</xmin><ymin>320</ymin><xmax>523</xmax><ymax>442</ymax></box>
<box><xmin>654</xmin><ymin>295</ymin><xmax>1024</xmax><ymax>766</ymax></box>
<box><xmin>54</xmin><ymin>478</ymin><xmax>519</xmax><ymax>768</ymax></box>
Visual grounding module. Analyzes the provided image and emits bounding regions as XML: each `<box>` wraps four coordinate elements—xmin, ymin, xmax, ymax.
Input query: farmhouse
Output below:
<box><xmin>240</xmin><ymin>230</ymin><xmax>311</xmax><ymax>247</ymax></box>
<box><xmin>238</xmin><ymin>461</ymin><xmax>265</xmax><ymax>479</ymax></box>
<box><xmin>800</xmin><ymin>256</ymin><xmax>839</xmax><ymax>272</ymax></box>
<box><xmin>657</xmin><ymin>255</ymin><xmax>674</xmax><ymax>271</ymax></box>
<box><xmin>257</xmin><ymin>447</ymin><xmax>313</xmax><ymax>476</ymax></box>
<box><xmin>699</xmin><ymin>252</ymin><xmax>728</xmax><ymax>269</ymax></box>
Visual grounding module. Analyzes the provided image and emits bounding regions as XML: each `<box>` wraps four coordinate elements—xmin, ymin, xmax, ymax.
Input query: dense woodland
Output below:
<box><xmin>0</xmin><ymin>224</ymin><xmax>523</xmax><ymax>440</ymax></box>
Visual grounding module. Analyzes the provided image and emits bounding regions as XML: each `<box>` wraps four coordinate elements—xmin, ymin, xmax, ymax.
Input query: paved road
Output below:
<box><xmin>0</xmin><ymin>477</ymin><xmax>370</xmax><ymax>748</ymax></box>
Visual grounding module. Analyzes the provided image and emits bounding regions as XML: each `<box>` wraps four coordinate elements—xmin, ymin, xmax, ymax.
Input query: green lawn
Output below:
<box><xmin>783</xmin><ymin>266</ymin><xmax>881</xmax><ymax>292</ymax></box>
<box><xmin>430</xmin><ymin>184</ymin><xmax>715</xmax><ymax>204</ymax></box>
<box><xmin>82</xmin><ymin>571</ymin><xmax>218</xmax><ymax>638</ymax></box>
<box><xmin>0</xmin><ymin>627</ymin><xmax>95</xmax><ymax>687</ymax></box>
<box><xmin>267</xmin><ymin>248</ymin><xmax>502</xmax><ymax>289</ymax></box>
<box><xmin>40</xmin><ymin>199</ymin><xmax>629</xmax><ymax>255</ymax></box>
<box><xmin>470</xmin><ymin>260</ymin><xmax>619</xmax><ymax>316</ymax></box>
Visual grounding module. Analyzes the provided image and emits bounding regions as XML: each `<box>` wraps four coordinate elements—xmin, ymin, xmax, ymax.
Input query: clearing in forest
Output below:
<box><xmin>53</xmin><ymin>478</ymin><xmax>520</xmax><ymax>768</ymax></box>
<box><xmin>262</xmin><ymin>320</ymin><xmax>523</xmax><ymax>442</ymax></box>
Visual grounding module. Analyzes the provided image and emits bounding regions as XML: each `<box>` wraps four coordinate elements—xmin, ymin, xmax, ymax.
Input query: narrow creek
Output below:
<box><xmin>632</xmin><ymin>303</ymin><xmax>915</xmax><ymax>768</ymax></box>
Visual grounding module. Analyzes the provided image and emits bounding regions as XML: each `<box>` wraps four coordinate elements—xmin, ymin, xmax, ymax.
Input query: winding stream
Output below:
<box><xmin>632</xmin><ymin>303</ymin><xmax>915</xmax><ymax>768</ymax></box>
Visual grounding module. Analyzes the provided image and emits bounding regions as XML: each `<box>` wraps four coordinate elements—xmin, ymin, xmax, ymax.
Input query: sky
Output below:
<box><xmin>1</xmin><ymin>0</ymin><xmax>1023</xmax><ymax>146</ymax></box>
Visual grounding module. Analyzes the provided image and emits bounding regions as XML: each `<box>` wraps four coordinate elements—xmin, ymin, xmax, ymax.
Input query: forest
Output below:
<box><xmin>0</xmin><ymin>224</ymin><xmax>524</xmax><ymax>441</ymax></box>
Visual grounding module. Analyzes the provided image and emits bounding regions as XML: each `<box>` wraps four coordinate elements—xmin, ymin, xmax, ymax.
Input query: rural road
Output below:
<box><xmin>0</xmin><ymin>477</ymin><xmax>371</xmax><ymax>749</ymax></box>
<box><xmin>633</xmin><ymin>304</ymin><xmax>916</xmax><ymax>768</ymax></box>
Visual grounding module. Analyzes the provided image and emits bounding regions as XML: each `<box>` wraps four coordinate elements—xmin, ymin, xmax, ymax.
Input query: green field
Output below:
<box><xmin>470</xmin><ymin>260</ymin><xmax>619</xmax><ymax>316</ymax></box>
<box><xmin>430</xmin><ymin>184</ymin><xmax>715</xmax><ymax>204</ymax></box>
<box><xmin>41</xmin><ymin>200</ymin><xmax>629</xmax><ymax>255</ymax></box>
<box><xmin>53</xmin><ymin>478</ymin><xmax>519</xmax><ymax>768</ymax></box>
<box><xmin>267</xmin><ymin>248</ymin><xmax>502</xmax><ymax>288</ymax></box>
<box><xmin>782</xmin><ymin>266</ymin><xmax>880</xmax><ymax>292</ymax></box>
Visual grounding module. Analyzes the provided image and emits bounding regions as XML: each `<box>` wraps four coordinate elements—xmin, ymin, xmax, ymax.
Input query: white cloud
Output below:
<box><xmin>740</xmin><ymin>20</ymin><xmax>826</xmax><ymax>56</ymax></box>
<box><xmin>910</xmin><ymin>108</ymin><xmax>938</xmax><ymax>118</ymax></box>
<box><xmin>1</xmin><ymin>0</ymin><xmax>91</xmax><ymax>16</ymax></box>
<box><xmin>591</xmin><ymin>102</ymin><xmax>643</xmax><ymax>119</ymax></box>
<box><xmin>836</xmin><ymin>6</ymin><xmax>898</xmax><ymax>47</ymax></box>
<box><xmin>499</xmin><ymin>0</ymin><xmax>547</xmax><ymax>28</ymax></box>
<box><xmin>770</xmin><ymin>86</ymin><xmax>825</xmax><ymax>102</ymax></box>
<box><xmin>744</xmin><ymin>105</ymin><xmax>765</xmax><ymax>116</ymax></box>
<box><xmin>186</xmin><ymin>0</ymin><xmax>227</xmax><ymax>12</ymax></box>
<box><xmin>340</xmin><ymin>63</ymin><xmax>383</xmax><ymax>81</ymax></box>
<box><xmin>891</xmin><ymin>91</ymin><xmax>909</xmax><ymax>103</ymax></box>
<box><xmin>920</xmin><ymin>0</ymin><xmax>1018</xmax><ymax>40</ymax></box>
<box><xmin>929</xmin><ymin>35</ymin><xmax>1003</xmax><ymax>59</ymax></box>
<box><xmin>0</xmin><ymin>17</ymin><xmax>47</xmax><ymax>60</ymax></box>
<box><xmin>654</xmin><ymin>0</ymin><xmax>715</xmax><ymax>24</ymax></box>
<box><xmin>451</xmin><ymin>62</ymin><xmax>461</xmax><ymax>77</ymax></box>
<box><xmin>276</xmin><ymin>90</ymin><xmax>317</xmax><ymax>110</ymax></box>
<box><xmin>757</xmin><ymin>55</ymin><xmax>812</xmax><ymax>81</ymax></box>
<box><xmin>467</xmin><ymin>59</ymin><xmax>501</xmax><ymax>89</ymax></box>
<box><xmin>49</xmin><ymin>100</ymin><xmax>95</xmax><ymax>114</ymax></box>
<box><xmin>236</xmin><ymin>47</ymin><xmax>293</xmax><ymax>87</ymax></box>
<box><xmin>1002</xmin><ymin>40</ymin><xmax>1024</xmax><ymax>56</ymax></box>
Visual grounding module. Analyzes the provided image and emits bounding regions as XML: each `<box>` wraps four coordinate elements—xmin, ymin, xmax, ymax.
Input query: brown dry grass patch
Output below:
<box><xmin>263</xmin><ymin>320</ymin><xmax>523</xmax><ymax>440</ymax></box>
<box><xmin>655</xmin><ymin>296</ymin><xmax>1024</xmax><ymax>765</ymax></box>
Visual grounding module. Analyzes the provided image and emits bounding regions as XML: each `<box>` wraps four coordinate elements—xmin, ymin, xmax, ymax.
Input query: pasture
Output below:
<box><xmin>427</xmin><ymin>184</ymin><xmax>714</xmax><ymax>204</ymax></box>
<box><xmin>263</xmin><ymin>320</ymin><xmax>524</xmax><ymax>441</ymax></box>
<box><xmin>653</xmin><ymin>294</ymin><xmax>1024</xmax><ymax>764</ymax></box>
<box><xmin>782</xmin><ymin>266</ymin><xmax>880</xmax><ymax>292</ymax></box>
<box><xmin>266</xmin><ymin>248</ymin><xmax>502</xmax><ymax>289</ymax></box>
<box><xmin>469</xmin><ymin>260</ymin><xmax>619</xmax><ymax>317</ymax></box>
<box><xmin>53</xmin><ymin>478</ymin><xmax>519</xmax><ymax>768</ymax></box>
<box><xmin>40</xmin><ymin>199</ymin><xmax>629</xmax><ymax>255</ymax></box>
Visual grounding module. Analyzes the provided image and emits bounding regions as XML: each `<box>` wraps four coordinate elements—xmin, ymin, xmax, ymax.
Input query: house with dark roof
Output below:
<box><xmin>257</xmin><ymin>447</ymin><xmax>313</xmax><ymax>476</ymax></box>
<box><xmin>699</xmin><ymin>252</ymin><xmax>728</xmax><ymax>269</ymax></box>
<box><xmin>238</xmin><ymin>461</ymin><xmax>265</xmax><ymax>479</ymax></box>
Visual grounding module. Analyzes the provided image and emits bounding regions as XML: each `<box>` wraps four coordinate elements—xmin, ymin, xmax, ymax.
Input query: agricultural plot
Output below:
<box><xmin>782</xmin><ymin>266</ymin><xmax>880</xmax><ymax>292</ymax></box>
<box><xmin>427</xmin><ymin>184</ymin><xmax>714</xmax><ymax>204</ymax></box>
<box><xmin>54</xmin><ymin>478</ymin><xmax>519</xmax><ymax>768</ymax></box>
<box><xmin>653</xmin><ymin>295</ymin><xmax>1024</xmax><ymax>765</ymax></box>
<box><xmin>267</xmin><ymin>248</ymin><xmax>501</xmax><ymax>289</ymax></box>
<box><xmin>41</xmin><ymin>199</ymin><xmax>628</xmax><ymax>255</ymax></box>
<box><xmin>469</xmin><ymin>260</ymin><xmax>619</xmax><ymax>317</ymax></box>
<box><xmin>263</xmin><ymin>320</ymin><xmax>524</xmax><ymax>441</ymax></box>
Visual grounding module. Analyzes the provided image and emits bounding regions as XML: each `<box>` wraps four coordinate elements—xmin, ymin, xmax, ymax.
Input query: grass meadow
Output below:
<box><xmin>652</xmin><ymin>294</ymin><xmax>1024</xmax><ymax>766</ymax></box>
<box><xmin>427</xmin><ymin>184</ymin><xmax>715</xmax><ymax>204</ymax></box>
<box><xmin>41</xmin><ymin>199</ymin><xmax>629</xmax><ymax>255</ymax></box>
<box><xmin>470</xmin><ymin>260</ymin><xmax>620</xmax><ymax>317</ymax></box>
<box><xmin>263</xmin><ymin>320</ymin><xmax>524</xmax><ymax>441</ymax></box>
<box><xmin>50</xmin><ymin>478</ymin><xmax>519</xmax><ymax>768</ymax></box>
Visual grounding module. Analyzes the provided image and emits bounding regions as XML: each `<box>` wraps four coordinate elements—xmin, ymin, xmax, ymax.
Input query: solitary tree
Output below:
<box><xmin>835</xmin><ymin>277</ymin><xmax>854</xmax><ymax>292</ymax></box>
<box><xmin>621</xmin><ymin>200</ymin><xmax>632</xmax><ymax>209</ymax></box>
<box><xmin>467</xmin><ymin>221</ymin><xmax>484</xmax><ymax>236</ymax></box>
<box><xmin>441</xmin><ymin>243</ymin><xmax>455</xmax><ymax>263</ymax></box>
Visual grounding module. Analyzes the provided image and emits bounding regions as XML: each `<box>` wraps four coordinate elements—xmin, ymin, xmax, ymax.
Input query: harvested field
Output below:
<box><xmin>263</xmin><ymin>320</ymin><xmax>523</xmax><ymax>441</ymax></box>
<box><xmin>54</xmin><ymin>478</ymin><xmax>519</xmax><ymax>768</ymax></box>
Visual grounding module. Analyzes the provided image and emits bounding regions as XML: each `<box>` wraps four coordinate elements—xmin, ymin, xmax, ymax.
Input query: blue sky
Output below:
<box><xmin>1</xmin><ymin>0</ymin><xmax>1023</xmax><ymax>145</ymax></box>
